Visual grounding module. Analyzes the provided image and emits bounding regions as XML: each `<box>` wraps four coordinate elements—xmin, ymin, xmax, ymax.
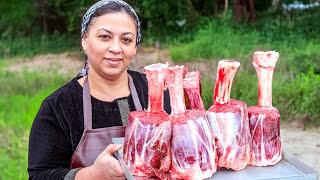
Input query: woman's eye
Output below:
<box><xmin>99</xmin><ymin>35</ymin><xmax>110</xmax><ymax>40</ymax></box>
<box><xmin>122</xmin><ymin>38</ymin><xmax>133</xmax><ymax>43</ymax></box>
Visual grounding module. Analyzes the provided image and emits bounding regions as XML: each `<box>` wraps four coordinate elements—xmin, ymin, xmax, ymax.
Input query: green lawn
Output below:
<box><xmin>0</xmin><ymin>64</ymin><xmax>72</xmax><ymax>179</ymax></box>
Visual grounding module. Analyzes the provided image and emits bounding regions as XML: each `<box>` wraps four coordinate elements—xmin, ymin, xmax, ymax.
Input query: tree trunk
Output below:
<box><xmin>247</xmin><ymin>0</ymin><xmax>255</xmax><ymax>23</ymax></box>
<box><xmin>34</xmin><ymin>0</ymin><xmax>48</xmax><ymax>34</ymax></box>
<box><xmin>234</xmin><ymin>0</ymin><xmax>241</xmax><ymax>22</ymax></box>
<box><xmin>234</xmin><ymin>0</ymin><xmax>255</xmax><ymax>23</ymax></box>
<box><xmin>224</xmin><ymin>0</ymin><xmax>229</xmax><ymax>14</ymax></box>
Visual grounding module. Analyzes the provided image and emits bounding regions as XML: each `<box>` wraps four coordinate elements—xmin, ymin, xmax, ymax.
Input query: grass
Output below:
<box><xmin>0</xmin><ymin>62</ymin><xmax>72</xmax><ymax>179</ymax></box>
<box><xmin>0</xmin><ymin>128</ymin><xmax>29</xmax><ymax>179</ymax></box>
<box><xmin>169</xmin><ymin>21</ymin><xmax>261</xmax><ymax>62</ymax></box>
<box><xmin>0</xmin><ymin>33</ymin><xmax>79</xmax><ymax>58</ymax></box>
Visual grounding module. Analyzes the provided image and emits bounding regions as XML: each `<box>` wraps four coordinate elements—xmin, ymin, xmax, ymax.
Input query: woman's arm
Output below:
<box><xmin>29</xmin><ymin>99</ymin><xmax>126</xmax><ymax>180</ymax></box>
<box><xmin>28</xmin><ymin>100</ymin><xmax>73</xmax><ymax>179</ymax></box>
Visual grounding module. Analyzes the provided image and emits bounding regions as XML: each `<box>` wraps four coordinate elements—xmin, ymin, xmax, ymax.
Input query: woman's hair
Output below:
<box><xmin>85</xmin><ymin>2</ymin><xmax>138</xmax><ymax>38</ymax></box>
<box><xmin>81</xmin><ymin>0</ymin><xmax>141</xmax><ymax>46</ymax></box>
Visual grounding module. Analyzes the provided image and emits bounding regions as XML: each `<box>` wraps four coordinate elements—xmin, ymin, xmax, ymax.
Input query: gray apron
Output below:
<box><xmin>70</xmin><ymin>75</ymin><xmax>142</xmax><ymax>168</ymax></box>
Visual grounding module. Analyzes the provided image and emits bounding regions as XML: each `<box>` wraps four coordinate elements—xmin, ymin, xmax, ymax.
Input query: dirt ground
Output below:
<box><xmin>5</xmin><ymin>48</ymin><xmax>320</xmax><ymax>176</ymax></box>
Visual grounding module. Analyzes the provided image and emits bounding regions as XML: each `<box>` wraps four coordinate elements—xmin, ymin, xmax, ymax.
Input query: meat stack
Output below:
<box><xmin>248</xmin><ymin>51</ymin><xmax>282</xmax><ymax>166</ymax></box>
<box><xmin>168</xmin><ymin>66</ymin><xmax>217</xmax><ymax>180</ymax></box>
<box><xmin>206</xmin><ymin>60</ymin><xmax>251</xmax><ymax>170</ymax></box>
<box><xmin>123</xmin><ymin>63</ymin><xmax>172</xmax><ymax>179</ymax></box>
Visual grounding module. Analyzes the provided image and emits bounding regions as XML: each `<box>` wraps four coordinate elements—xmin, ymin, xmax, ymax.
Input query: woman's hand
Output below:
<box><xmin>75</xmin><ymin>144</ymin><xmax>126</xmax><ymax>180</ymax></box>
<box><xmin>92</xmin><ymin>144</ymin><xmax>126</xmax><ymax>179</ymax></box>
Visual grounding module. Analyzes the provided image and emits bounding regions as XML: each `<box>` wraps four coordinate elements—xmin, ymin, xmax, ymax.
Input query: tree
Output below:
<box><xmin>234</xmin><ymin>0</ymin><xmax>256</xmax><ymax>23</ymax></box>
<box><xmin>0</xmin><ymin>0</ymin><xmax>36</xmax><ymax>37</ymax></box>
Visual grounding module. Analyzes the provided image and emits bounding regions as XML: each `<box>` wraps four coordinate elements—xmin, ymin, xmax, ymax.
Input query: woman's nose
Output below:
<box><xmin>108</xmin><ymin>39</ymin><xmax>122</xmax><ymax>53</ymax></box>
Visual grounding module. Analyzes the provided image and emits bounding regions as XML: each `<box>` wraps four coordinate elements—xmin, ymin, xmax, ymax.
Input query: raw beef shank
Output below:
<box><xmin>206</xmin><ymin>60</ymin><xmax>251</xmax><ymax>171</ymax></box>
<box><xmin>123</xmin><ymin>63</ymin><xmax>172</xmax><ymax>178</ymax></box>
<box><xmin>184</xmin><ymin>71</ymin><xmax>205</xmax><ymax>111</ymax></box>
<box><xmin>168</xmin><ymin>66</ymin><xmax>217</xmax><ymax>180</ymax></box>
<box><xmin>248</xmin><ymin>51</ymin><xmax>282</xmax><ymax>166</ymax></box>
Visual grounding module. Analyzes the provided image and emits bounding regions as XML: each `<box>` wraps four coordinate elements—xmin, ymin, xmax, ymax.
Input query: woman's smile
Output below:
<box><xmin>104</xmin><ymin>57</ymin><xmax>122</xmax><ymax>66</ymax></box>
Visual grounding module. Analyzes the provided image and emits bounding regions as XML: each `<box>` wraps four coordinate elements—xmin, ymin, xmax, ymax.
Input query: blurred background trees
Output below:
<box><xmin>1</xmin><ymin>0</ymin><xmax>319</xmax><ymax>40</ymax></box>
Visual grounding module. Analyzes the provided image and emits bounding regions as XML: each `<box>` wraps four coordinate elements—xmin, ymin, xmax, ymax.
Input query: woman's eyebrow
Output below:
<box><xmin>97</xmin><ymin>28</ymin><xmax>112</xmax><ymax>33</ymax></box>
<box><xmin>97</xmin><ymin>28</ymin><xmax>134</xmax><ymax>36</ymax></box>
<box><xmin>122</xmin><ymin>32</ymin><xmax>134</xmax><ymax>36</ymax></box>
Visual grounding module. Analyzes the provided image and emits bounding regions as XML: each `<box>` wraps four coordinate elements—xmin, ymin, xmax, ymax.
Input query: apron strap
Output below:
<box><xmin>83</xmin><ymin>74</ymin><xmax>143</xmax><ymax>130</ymax></box>
<box><xmin>128</xmin><ymin>74</ymin><xmax>143</xmax><ymax>111</ymax></box>
<box><xmin>83</xmin><ymin>77</ymin><xmax>92</xmax><ymax>130</ymax></box>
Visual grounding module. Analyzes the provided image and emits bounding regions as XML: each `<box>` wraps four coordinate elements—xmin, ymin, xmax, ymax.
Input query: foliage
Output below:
<box><xmin>255</xmin><ymin>6</ymin><xmax>320</xmax><ymax>41</ymax></box>
<box><xmin>201</xmin><ymin>77</ymin><xmax>214</xmax><ymax>109</ymax></box>
<box><xmin>278</xmin><ymin>70</ymin><xmax>320</xmax><ymax>127</ymax></box>
<box><xmin>0</xmin><ymin>128</ymin><xmax>29</xmax><ymax>179</ymax></box>
<box><xmin>0</xmin><ymin>0</ymin><xmax>36</xmax><ymax>37</ymax></box>
<box><xmin>130</xmin><ymin>0</ymin><xmax>199</xmax><ymax>39</ymax></box>
<box><xmin>169</xmin><ymin>9</ymin><xmax>320</xmax><ymax>126</ymax></box>
<box><xmin>0</xmin><ymin>68</ymin><xmax>69</xmax><ymax>98</ymax></box>
<box><xmin>2</xmin><ymin>0</ymin><xmax>319</xmax><ymax>48</ymax></box>
<box><xmin>169</xmin><ymin>18</ymin><xmax>262</xmax><ymax>62</ymax></box>
<box><xmin>0</xmin><ymin>0</ymin><xmax>96</xmax><ymax>38</ymax></box>
<box><xmin>1</xmin><ymin>0</ymin><xmax>202</xmax><ymax>40</ymax></box>
<box><xmin>0</xmin><ymin>90</ymin><xmax>60</xmax><ymax>179</ymax></box>
<box><xmin>231</xmin><ymin>70</ymin><xmax>258</xmax><ymax>107</ymax></box>
<box><xmin>0</xmin><ymin>66</ymin><xmax>72</xmax><ymax>179</ymax></box>
<box><xmin>0</xmin><ymin>33</ymin><xmax>78</xmax><ymax>58</ymax></box>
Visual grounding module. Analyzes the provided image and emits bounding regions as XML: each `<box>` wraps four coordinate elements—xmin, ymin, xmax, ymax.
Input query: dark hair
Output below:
<box><xmin>85</xmin><ymin>2</ymin><xmax>138</xmax><ymax>35</ymax></box>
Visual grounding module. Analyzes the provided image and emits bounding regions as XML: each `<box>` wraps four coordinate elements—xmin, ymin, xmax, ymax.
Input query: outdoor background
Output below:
<box><xmin>0</xmin><ymin>0</ymin><xmax>319</xmax><ymax>179</ymax></box>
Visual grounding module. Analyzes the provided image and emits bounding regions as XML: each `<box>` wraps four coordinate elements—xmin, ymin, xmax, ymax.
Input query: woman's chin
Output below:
<box><xmin>102</xmin><ymin>68</ymin><xmax>127</xmax><ymax>78</ymax></box>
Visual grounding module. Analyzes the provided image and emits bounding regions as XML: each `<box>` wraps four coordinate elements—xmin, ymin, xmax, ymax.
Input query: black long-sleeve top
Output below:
<box><xmin>28</xmin><ymin>70</ymin><xmax>171</xmax><ymax>179</ymax></box>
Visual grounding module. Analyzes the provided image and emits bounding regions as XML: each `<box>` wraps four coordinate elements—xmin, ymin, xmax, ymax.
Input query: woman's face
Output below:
<box><xmin>82</xmin><ymin>12</ymin><xmax>137</xmax><ymax>79</ymax></box>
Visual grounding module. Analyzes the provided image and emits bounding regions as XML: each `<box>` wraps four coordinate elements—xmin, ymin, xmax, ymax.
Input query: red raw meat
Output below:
<box><xmin>206</xmin><ymin>60</ymin><xmax>251</xmax><ymax>171</ymax></box>
<box><xmin>123</xmin><ymin>63</ymin><xmax>172</xmax><ymax>178</ymax></box>
<box><xmin>168</xmin><ymin>66</ymin><xmax>217</xmax><ymax>180</ymax></box>
<box><xmin>248</xmin><ymin>51</ymin><xmax>282</xmax><ymax>166</ymax></box>
<box><xmin>184</xmin><ymin>71</ymin><xmax>205</xmax><ymax>111</ymax></box>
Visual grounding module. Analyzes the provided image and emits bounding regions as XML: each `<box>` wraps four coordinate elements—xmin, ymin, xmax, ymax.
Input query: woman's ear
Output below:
<box><xmin>81</xmin><ymin>33</ymin><xmax>88</xmax><ymax>52</ymax></box>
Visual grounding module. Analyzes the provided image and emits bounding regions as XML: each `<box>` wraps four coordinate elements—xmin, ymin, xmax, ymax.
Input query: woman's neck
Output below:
<box><xmin>79</xmin><ymin>71</ymin><xmax>130</xmax><ymax>102</ymax></box>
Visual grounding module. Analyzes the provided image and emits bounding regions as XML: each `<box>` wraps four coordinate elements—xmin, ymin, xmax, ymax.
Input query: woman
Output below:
<box><xmin>28</xmin><ymin>0</ymin><xmax>170</xmax><ymax>179</ymax></box>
